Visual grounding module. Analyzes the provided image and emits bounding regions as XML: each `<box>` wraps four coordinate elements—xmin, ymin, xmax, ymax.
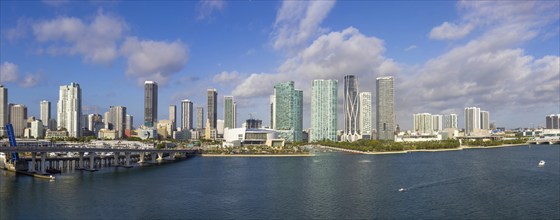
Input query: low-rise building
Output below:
<box><xmin>98</xmin><ymin>129</ymin><xmax>117</xmax><ymax>140</ymax></box>
<box><xmin>45</xmin><ymin>130</ymin><xmax>68</xmax><ymax>139</ymax></box>
<box><xmin>223</xmin><ymin>128</ymin><xmax>284</xmax><ymax>147</ymax></box>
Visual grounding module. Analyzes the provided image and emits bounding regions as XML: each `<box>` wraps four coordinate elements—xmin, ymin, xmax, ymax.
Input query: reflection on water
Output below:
<box><xmin>1</xmin><ymin>145</ymin><xmax>559</xmax><ymax>219</ymax></box>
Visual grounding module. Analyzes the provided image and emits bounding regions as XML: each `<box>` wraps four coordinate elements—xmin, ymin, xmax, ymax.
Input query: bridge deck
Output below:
<box><xmin>0</xmin><ymin>146</ymin><xmax>200</xmax><ymax>153</ymax></box>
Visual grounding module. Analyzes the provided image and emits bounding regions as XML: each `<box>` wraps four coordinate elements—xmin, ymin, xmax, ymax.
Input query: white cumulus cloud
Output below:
<box><xmin>120</xmin><ymin>37</ymin><xmax>189</xmax><ymax>85</ymax></box>
<box><xmin>398</xmin><ymin>0</ymin><xmax>560</xmax><ymax>128</ymax></box>
<box><xmin>0</xmin><ymin>62</ymin><xmax>19</xmax><ymax>83</ymax></box>
<box><xmin>234</xmin><ymin>27</ymin><xmax>399</xmax><ymax>101</ymax></box>
<box><xmin>429</xmin><ymin>22</ymin><xmax>475</xmax><ymax>40</ymax></box>
<box><xmin>272</xmin><ymin>1</ymin><xmax>336</xmax><ymax>52</ymax></box>
<box><xmin>0</xmin><ymin>62</ymin><xmax>42</xmax><ymax>87</ymax></box>
<box><xmin>31</xmin><ymin>10</ymin><xmax>127</xmax><ymax>64</ymax></box>
<box><xmin>196</xmin><ymin>0</ymin><xmax>226</xmax><ymax>20</ymax></box>
<box><xmin>213</xmin><ymin>71</ymin><xmax>243</xmax><ymax>84</ymax></box>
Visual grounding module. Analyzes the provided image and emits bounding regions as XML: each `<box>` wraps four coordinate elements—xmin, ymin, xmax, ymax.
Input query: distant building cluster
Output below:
<box><xmin>545</xmin><ymin>114</ymin><xmax>560</xmax><ymax>129</ymax></box>
<box><xmin>1</xmin><ymin>76</ymin><xmax>549</xmax><ymax>145</ymax></box>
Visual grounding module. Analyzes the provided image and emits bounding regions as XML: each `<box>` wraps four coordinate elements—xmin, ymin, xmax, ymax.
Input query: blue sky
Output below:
<box><xmin>1</xmin><ymin>0</ymin><xmax>559</xmax><ymax>130</ymax></box>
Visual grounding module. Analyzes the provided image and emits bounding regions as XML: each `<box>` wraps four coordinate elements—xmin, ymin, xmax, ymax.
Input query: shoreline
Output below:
<box><xmin>201</xmin><ymin>154</ymin><xmax>314</xmax><ymax>157</ymax></box>
<box><xmin>318</xmin><ymin>143</ymin><xmax>532</xmax><ymax>155</ymax></box>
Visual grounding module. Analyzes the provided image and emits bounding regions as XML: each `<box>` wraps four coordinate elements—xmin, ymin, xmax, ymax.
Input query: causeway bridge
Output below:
<box><xmin>0</xmin><ymin>145</ymin><xmax>201</xmax><ymax>175</ymax></box>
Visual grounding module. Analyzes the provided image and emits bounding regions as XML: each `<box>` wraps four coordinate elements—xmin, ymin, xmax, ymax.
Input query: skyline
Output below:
<box><xmin>0</xmin><ymin>1</ymin><xmax>559</xmax><ymax>130</ymax></box>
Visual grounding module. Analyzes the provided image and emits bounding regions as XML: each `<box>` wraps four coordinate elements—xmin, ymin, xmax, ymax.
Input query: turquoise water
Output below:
<box><xmin>1</xmin><ymin>145</ymin><xmax>559</xmax><ymax>219</ymax></box>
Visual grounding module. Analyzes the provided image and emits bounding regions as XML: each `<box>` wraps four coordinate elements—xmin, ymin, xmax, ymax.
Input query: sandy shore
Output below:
<box><xmin>319</xmin><ymin>143</ymin><xmax>530</xmax><ymax>155</ymax></box>
<box><xmin>201</xmin><ymin>154</ymin><xmax>314</xmax><ymax>157</ymax></box>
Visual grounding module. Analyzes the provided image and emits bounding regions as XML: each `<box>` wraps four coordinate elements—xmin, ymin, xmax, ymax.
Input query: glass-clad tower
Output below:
<box><xmin>343</xmin><ymin>75</ymin><xmax>360</xmax><ymax>141</ymax></box>
<box><xmin>311</xmin><ymin>79</ymin><xmax>338</xmax><ymax>142</ymax></box>
<box><xmin>144</xmin><ymin>81</ymin><xmax>158</xmax><ymax>127</ymax></box>
<box><xmin>273</xmin><ymin>81</ymin><xmax>303</xmax><ymax>142</ymax></box>
<box><xmin>376</xmin><ymin>76</ymin><xmax>394</xmax><ymax>140</ymax></box>
<box><xmin>224</xmin><ymin>96</ymin><xmax>237</xmax><ymax>129</ymax></box>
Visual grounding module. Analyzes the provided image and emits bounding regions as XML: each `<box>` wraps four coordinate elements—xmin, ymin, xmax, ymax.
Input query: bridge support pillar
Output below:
<box><xmin>113</xmin><ymin>153</ymin><xmax>119</xmax><ymax>166</ymax></box>
<box><xmin>124</xmin><ymin>152</ymin><xmax>132</xmax><ymax>168</ymax></box>
<box><xmin>78</xmin><ymin>152</ymin><xmax>85</xmax><ymax>169</ymax></box>
<box><xmin>151</xmin><ymin>152</ymin><xmax>157</xmax><ymax>163</ymax></box>
<box><xmin>138</xmin><ymin>152</ymin><xmax>145</xmax><ymax>163</ymax></box>
<box><xmin>157</xmin><ymin>152</ymin><xmax>163</xmax><ymax>161</ymax></box>
<box><xmin>30</xmin><ymin>152</ymin><xmax>37</xmax><ymax>173</ymax></box>
<box><xmin>87</xmin><ymin>152</ymin><xmax>96</xmax><ymax>171</ymax></box>
<box><xmin>40</xmin><ymin>152</ymin><xmax>47</xmax><ymax>174</ymax></box>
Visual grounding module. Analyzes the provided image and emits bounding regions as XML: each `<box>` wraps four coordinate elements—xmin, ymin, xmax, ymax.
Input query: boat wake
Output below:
<box><xmin>404</xmin><ymin>175</ymin><xmax>476</xmax><ymax>191</ymax></box>
<box><xmin>358</xmin><ymin>160</ymin><xmax>372</xmax><ymax>163</ymax></box>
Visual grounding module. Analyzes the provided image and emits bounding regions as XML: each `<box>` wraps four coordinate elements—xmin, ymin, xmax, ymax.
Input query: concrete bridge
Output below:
<box><xmin>0</xmin><ymin>146</ymin><xmax>201</xmax><ymax>175</ymax></box>
<box><xmin>528</xmin><ymin>137</ymin><xmax>560</xmax><ymax>145</ymax></box>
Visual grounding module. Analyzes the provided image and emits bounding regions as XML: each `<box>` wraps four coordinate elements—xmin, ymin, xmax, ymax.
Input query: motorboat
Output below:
<box><xmin>398</xmin><ymin>188</ymin><xmax>407</xmax><ymax>192</ymax></box>
<box><xmin>539</xmin><ymin>160</ymin><xmax>545</xmax><ymax>167</ymax></box>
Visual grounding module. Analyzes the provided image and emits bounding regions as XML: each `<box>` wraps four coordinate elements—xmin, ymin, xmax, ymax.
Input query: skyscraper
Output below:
<box><xmin>125</xmin><ymin>114</ymin><xmax>133</xmax><ymax>130</ymax></box>
<box><xmin>88</xmin><ymin>113</ymin><xmax>103</xmax><ymax>135</ymax></box>
<box><xmin>376</xmin><ymin>76</ymin><xmax>395</xmax><ymax>140</ymax></box>
<box><xmin>109</xmin><ymin>106</ymin><xmax>126</xmax><ymax>139</ymax></box>
<box><xmin>546</xmin><ymin>114</ymin><xmax>560</xmax><ymax>129</ymax></box>
<box><xmin>413</xmin><ymin>113</ymin><xmax>433</xmax><ymax>135</ymax></box>
<box><xmin>432</xmin><ymin>114</ymin><xmax>443</xmax><ymax>132</ymax></box>
<box><xmin>0</xmin><ymin>85</ymin><xmax>7</xmax><ymax>137</ymax></box>
<box><xmin>169</xmin><ymin>105</ymin><xmax>176</xmax><ymax>131</ymax></box>
<box><xmin>359</xmin><ymin>92</ymin><xmax>372</xmax><ymax>137</ymax></box>
<box><xmin>40</xmin><ymin>100</ymin><xmax>51</xmax><ymax>127</ymax></box>
<box><xmin>270</xmin><ymin>95</ymin><xmax>276</xmax><ymax>129</ymax></box>
<box><xmin>181</xmin><ymin>100</ymin><xmax>193</xmax><ymax>130</ymax></box>
<box><xmin>9</xmin><ymin>104</ymin><xmax>27</xmax><ymax>137</ymax></box>
<box><xmin>196</xmin><ymin>106</ymin><xmax>204</xmax><ymax>130</ymax></box>
<box><xmin>224</xmin><ymin>96</ymin><xmax>237</xmax><ymax>129</ymax></box>
<box><xmin>144</xmin><ymin>81</ymin><xmax>158</xmax><ymax>127</ymax></box>
<box><xmin>57</xmin><ymin>82</ymin><xmax>82</xmax><ymax>137</ymax></box>
<box><xmin>294</xmin><ymin>89</ymin><xmax>303</xmax><ymax>142</ymax></box>
<box><xmin>311</xmin><ymin>79</ymin><xmax>338</xmax><ymax>142</ymax></box>
<box><xmin>464</xmin><ymin>107</ymin><xmax>481</xmax><ymax>135</ymax></box>
<box><xmin>207</xmin><ymin>89</ymin><xmax>218</xmax><ymax>129</ymax></box>
<box><xmin>343</xmin><ymin>75</ymin><xmax>360</xmax><ymax>142</ymax></box>
<box><xmin>273</xmin><ymin>81</ymin><xmax>303</xmax><ymax>142</ymax></box>
<box><xmin>480</xmin><ymin>111</ymin><xmax>490</xmax><ymax>130</ymax></box>
<box><xmin>104</xmin><ymin>111</ymin><xmax>111</xmax><ymax>129</ymax></box>
<box><xmin>443</xmin><ymin>114</ymin><xmax>458</xmax><ymax>129</ymax></box>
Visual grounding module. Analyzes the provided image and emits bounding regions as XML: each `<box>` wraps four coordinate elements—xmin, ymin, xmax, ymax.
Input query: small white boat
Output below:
<box><xmin>538</xmin><ymin>160</ymin><xmax>545</xmax><ymax>167</ymax></box>
<box><xmin>398</xmin><ymin>188</ymin><xmax>407</xmax><ymax>192</ymax></box>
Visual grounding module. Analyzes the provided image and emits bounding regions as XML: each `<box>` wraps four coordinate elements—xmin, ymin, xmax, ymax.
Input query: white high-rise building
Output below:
<box><xmin>57</xmin><ymin>82</ymin><xmax>82</xmax><ymax>137</ymax></box>
<box><xmin>40</xmin><ymin>100</ymin><xmax>51</xmax><ymax>127</ymax></box>
<box><xmin>109</xmin><ymin>106</ymin><xmax>126</xmax><ymax>139</ymax></box>
<box><xmin>464</xmin><ymin>107</ymin><xmax>481</xmax><ymax>135</ymax></box>
<box><xmin>413</xmin><ymin>113</ymin><xmax>433</xmax><ymax>135</ymax></box>
<box><xmin>359</xmin><ymin>92</ymin><xmax>372</xmax><ymax>138</ymax></box>
<box><xmin>311</xmin><ymin>79</ymin><xmax>338</xmax><ymax>142</ymax></box>
<box><xmin>432</xmin><ymin>114</ymin><xmax>443</xmax><ymax>132</ymax></box>
<box><xmin>443</xmin><ymin>114</ymin><xmax>458</xmax><ymax>129</ymax></box>
<box><xmin>480</xmin><ymin>111</ymin><xmax>490</xmax><ymax>130</ymax></box>
<box><xmin>181</xmin><ymin>100</ymin><xmax>193</xmax><ymax>130</ymax></box>
<box><xmin>125</xmin><ymin>114</ymin><xmax>133</xmax><ymax>130</ymax></box>
<box><xmin>30</xmin><ymin>120</ymin><xmax>44</xmax><ymax>139</ymax></box>
<box><xmin>9</xmin><ymin>104</ymin><xmax>27</xmax><ymax>137</ymax></box>
<box><xmin>270</xmin><ymin>95</ymin><xmax>276</xmax><ymax>129</ymax></box>
<box><xmin>0</xmin><ymin>85</ymin><xmax>7</xmax><ymax>137</ymax></box>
